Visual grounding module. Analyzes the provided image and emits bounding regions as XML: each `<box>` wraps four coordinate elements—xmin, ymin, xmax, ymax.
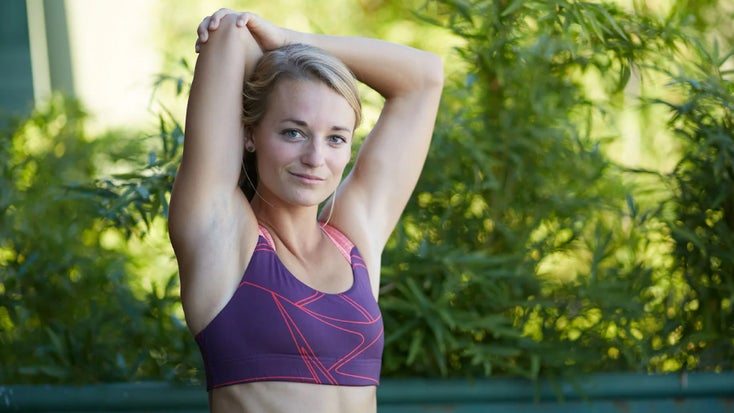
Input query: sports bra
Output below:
<box><xmin>194</xmin><ymin>223</ymin><xmax>384</xmax><ymax>391</ymax></box>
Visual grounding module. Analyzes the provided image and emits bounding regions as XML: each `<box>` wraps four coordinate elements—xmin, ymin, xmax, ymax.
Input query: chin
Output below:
<box><xmin>284</xmin><ymin>189</ymin><xmax>332</xmax><ymax>207</ymax></box>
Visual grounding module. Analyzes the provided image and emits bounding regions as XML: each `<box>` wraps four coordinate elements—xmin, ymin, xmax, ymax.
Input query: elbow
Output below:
<box><xmin>421</xmin><ymin>52</ymin><xmax>444</xmax><ymax>90</ymax></box>
<box><xmin>386</xmin><ymin>52</ymin><xmax>443</xmax><ymax>101</ymax></box>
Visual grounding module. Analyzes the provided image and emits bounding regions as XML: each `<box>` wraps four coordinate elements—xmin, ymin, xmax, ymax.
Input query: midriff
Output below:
<box><xmin>209</xmin><ymin>381</ymin><xmax>377</xmax><ymax>413</ymax></box>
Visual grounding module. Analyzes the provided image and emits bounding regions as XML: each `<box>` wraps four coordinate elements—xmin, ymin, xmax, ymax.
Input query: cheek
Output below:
<box><xmin>255</xmin><ymin>149</ymin><xmax>285</xmax><ymax>185</ymax></box>
<box><xmin>259</xmin><ymin>139</ymin><xmax>294</xmax><ymax>166</ymax></box>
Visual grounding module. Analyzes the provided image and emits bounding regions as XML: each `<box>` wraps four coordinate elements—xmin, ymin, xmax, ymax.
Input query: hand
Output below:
<box><xmin>195</xmin><ymin>9</ymin><xmax>290</xmax><ymax>53</ymax></box>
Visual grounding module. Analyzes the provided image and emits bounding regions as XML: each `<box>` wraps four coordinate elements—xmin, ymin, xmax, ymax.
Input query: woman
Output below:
<box><xmin>168</xmin><ymin>7</ymin><xmax>443</xmax><ymax>412</ymax></box>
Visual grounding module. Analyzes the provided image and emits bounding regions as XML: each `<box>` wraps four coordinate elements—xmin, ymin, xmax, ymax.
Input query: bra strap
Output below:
<box><xmin>258</xmin><ymin>224</ymin><xmax>276</xmax><ymax>248</ymax></box>
<box><xmin>260</xmin><ymin>223</ymin><xmax>354</xmax><ymax>262</ymax></box>
<box><xmin>320</xmin><ymin>223</ymin><xmax>354</xmax><ymax>262</ymax></box>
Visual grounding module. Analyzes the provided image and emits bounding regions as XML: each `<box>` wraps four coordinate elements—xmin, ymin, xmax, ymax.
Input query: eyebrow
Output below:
<box><xmin>281</xmin><ymin>118</ymin><xmax>352</xmax><ymax>133</ymax></box>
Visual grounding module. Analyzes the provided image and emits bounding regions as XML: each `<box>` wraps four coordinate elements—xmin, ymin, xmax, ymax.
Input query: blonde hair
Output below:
<box><xmin>240</xmin><ymin>43</ymin><xmax>361</xmax><ymax>201</ymax></box>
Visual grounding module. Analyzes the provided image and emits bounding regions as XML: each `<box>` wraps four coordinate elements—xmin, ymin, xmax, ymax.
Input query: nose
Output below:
<box><xmin>300</xmin><ymin>139</ymin><xmax>325</xmax><ymax>167</ymax></box>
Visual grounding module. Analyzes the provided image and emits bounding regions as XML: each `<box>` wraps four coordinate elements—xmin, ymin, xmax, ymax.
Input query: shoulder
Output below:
<box><xmin>320</xmin><ymin>206</ymin><xmax>384</xmax><ymax>296</ymax></box>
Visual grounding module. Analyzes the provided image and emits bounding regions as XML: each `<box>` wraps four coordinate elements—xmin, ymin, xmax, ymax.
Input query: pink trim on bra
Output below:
<box><xmin>319</xmin><ymin>223</ymin><xmax>354</xmax><ymax>262</ymax></box>
<box><xmin>257</xmin><ymin>223</ymin><xmax>355</xmax><ymax>263</ymax></box>
<box><xmin>258</xmin><ymin>224</ymin><xmax>276</xmax><ymax>248</ymax></box>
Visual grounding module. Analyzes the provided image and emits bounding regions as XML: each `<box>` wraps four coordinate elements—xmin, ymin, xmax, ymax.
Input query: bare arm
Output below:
<box><xmin>292</xmin><ymin>32</ymin><xmax>444</xmax><ymax>251</ymax></box>
<box><xmin>170</xmin><ymin>14</ymin><xmax>261</xmax><ymax>231</ymax></box>
<box><xmin>168</xmin><ymin>14</ymin><xmax>262</xmax><ymax>333</ymax></box>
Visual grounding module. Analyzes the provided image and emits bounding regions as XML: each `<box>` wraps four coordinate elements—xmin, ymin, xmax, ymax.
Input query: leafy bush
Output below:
<box><xmin>380</xmin><ymin>0</ymin><xmax>683</xmax><ymax>378</ymax></box>
<box><xmin>653</xmin><ymin>40</ymin><xmax>734</xmax><ymax>370</ymax></box>
<box><xmin>0</xmin><ymin>96</ymin><xmax>198</xmax><ymax>384</ymax></box>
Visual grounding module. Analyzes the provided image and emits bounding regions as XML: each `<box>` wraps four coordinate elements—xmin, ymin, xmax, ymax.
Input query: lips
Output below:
<box><xmin>289</xmin><ymin>172</ymin><xmax>325</xmax><ymax>182</ymax></box>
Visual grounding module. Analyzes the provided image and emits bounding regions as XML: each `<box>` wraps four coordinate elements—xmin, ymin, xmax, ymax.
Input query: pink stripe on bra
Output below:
<box><xmin>257</xmin><ymin>223</ymin><xmax>356</xmax><ymax>263</ymax></box>
<box><xmin>195</xmin><ymin>221</ymin><xmax>383</xmax><ymax>390</ymax></box>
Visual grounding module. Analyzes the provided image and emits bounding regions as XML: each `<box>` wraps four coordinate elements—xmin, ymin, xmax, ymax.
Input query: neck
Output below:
<box><xmin>250</xmin><ymin>196</ymin><xmax>324</xmax><ymax>259</ymax></box>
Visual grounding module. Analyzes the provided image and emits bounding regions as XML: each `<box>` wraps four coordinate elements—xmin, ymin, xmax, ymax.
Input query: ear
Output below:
<box><xmin>244</xmin><ymin>127</ymin><xmax>256</xmax><ymax>152</ymax></box>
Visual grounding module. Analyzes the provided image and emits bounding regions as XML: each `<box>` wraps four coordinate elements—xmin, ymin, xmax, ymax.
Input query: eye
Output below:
<box><xmin>281</xmin><ymin>129</ymin><xmax>305</xmax><ymax>140</ymax></box>
<box><xmin>327</xmin><ymin>135</ymin><xmax>348</xmax><ymax>145</ymax></box>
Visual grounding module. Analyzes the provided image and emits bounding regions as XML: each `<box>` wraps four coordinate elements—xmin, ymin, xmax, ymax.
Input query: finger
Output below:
<box><xmin>197</xmin><ymin>17</ymin><xmax>210</xmax><ymax>43</ymax></box>
<box><xmin>209</xmin><ymin>8</ymin><xmax>231</xmax><ymax>30</ymax></box>
<box><xmin>236</xmin><ymin>12</ymin><xmax>253</xmax><ymax>27</ymax></box>
<box><xmin>244</xmin><ymin>13</ymin><xmax>261</xmax><ymax>31</ymax></box>
<box><xmin>195</xmin><ymin>42</ymin><xmax>201</xmax><ymax>53</ymax></box>
<box><xmin>236</xmin><ymin>13</ymin><xmax>247</xmax><ymax>27</ymax></box>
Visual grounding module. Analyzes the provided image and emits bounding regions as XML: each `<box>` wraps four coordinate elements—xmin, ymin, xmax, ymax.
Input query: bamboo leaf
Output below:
<box><xmin>501</xmin><ymin>0</ymin><xmax>526</xmax><ymax>17</ymax></box>
<box><xmin>407</xmin><ymin>330</ymin><xmax>424</xmax><ymax>366</ymax></box>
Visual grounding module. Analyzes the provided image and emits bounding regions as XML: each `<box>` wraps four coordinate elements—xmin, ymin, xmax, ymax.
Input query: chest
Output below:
<box><xmin>272</xmin><ymin>238</ymin><xmax>355</xmax><ymax>294</ymax></box>
<box><xmin>195</xmin><ymin>237</ymin><xmax>385</xmax><ymax>389</ymax></box>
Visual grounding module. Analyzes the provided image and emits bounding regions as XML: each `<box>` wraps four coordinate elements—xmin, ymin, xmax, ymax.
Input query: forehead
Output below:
<box><xmin>264</xmin><ymin>79</ymin><xmax>355</xmax><ymax>130</ymax></box>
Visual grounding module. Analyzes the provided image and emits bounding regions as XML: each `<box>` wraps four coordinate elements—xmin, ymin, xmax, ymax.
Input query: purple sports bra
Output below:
<box><xmin>194</xmin><ymin>223</ymin><xmax>384</xmax><ymax>390</ymax></box>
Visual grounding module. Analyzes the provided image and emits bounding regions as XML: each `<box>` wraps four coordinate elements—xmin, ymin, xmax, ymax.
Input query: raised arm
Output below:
<box><xmin>169</xmin><ymin>14</ymin><xmax>262</xmax><ymax>331</ymax></box>
<box><xmin>292</xmin><ymin>32</ymin><xmax>444</xmax><ymax>249</ymax></box>
<box><xmin>171</xmin><ymin>13</ymin><xmax>261</xmax><ymax>219</ymax></box>
<box><xmin>170</xmin><ymin>13</ymin><xmax>261</xmax><ymax>239</ymax></box>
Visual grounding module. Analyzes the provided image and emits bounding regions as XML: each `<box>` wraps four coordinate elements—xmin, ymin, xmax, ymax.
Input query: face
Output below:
<box><xmin>251</xmin><ymin>78</ymin><xmax>356</xmax><ymax>208</ymax></box>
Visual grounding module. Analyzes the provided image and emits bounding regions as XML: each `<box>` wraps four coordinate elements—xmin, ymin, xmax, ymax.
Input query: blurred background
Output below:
<box><xmin>0</xmin><ymin>0</ymin><xmax>732</xmax><ymax>386</ymax></box>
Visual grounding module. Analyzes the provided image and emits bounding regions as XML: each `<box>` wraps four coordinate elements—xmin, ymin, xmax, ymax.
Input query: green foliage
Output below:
<box><xmin>68</xmin><ymin>108</ymin><xmax>183</xmax><ymax>239</ymax></box>
<box><xmin>0</xmin><ymin>96</ymin><xmax>198</xmax><ymax>384</ymax></box>
<box><xmin>379</xmin><ymin>0</ymin><xmax>731</xmax><ymax>378</ymax></box>
<box><xmin>381</xmin><ymin>0</ymin><xmax>650</xmax><ymax>378</ymax></box>
<box><xmin>653</xmin><ymin>39</ymin><xmax>734</xmax><ymax>369</ymax></box>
